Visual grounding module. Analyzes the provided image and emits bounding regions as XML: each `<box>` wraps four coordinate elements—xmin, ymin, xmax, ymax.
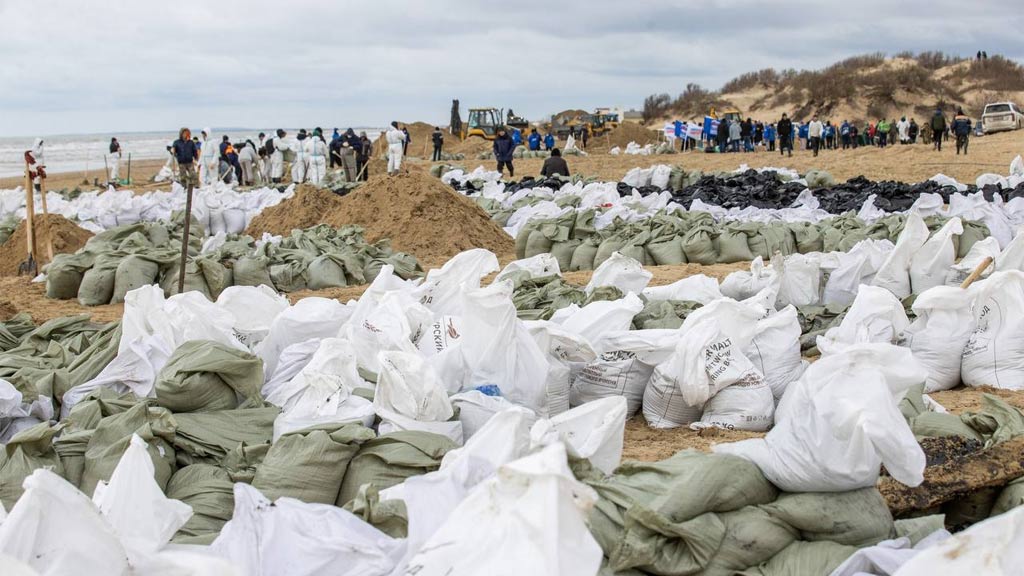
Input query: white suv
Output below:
<box><xmin>982</xmin><ymin>102</ymin><xmax>1024</xmax><ymax>133</ymax></box>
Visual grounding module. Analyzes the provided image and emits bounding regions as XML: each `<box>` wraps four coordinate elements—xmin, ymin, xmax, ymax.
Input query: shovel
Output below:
<box><xmin>959</xmin><ymin>256</ymin><xmax>993</xmax><ymax>289</ymax></box>
<box><xmin>18</xmin><ymin>163</ymin><xmax>37</xmax><ymax>276</ymax></box>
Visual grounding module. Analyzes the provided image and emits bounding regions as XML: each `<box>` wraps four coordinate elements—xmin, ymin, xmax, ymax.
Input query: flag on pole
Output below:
<box><xmin>703</xmin><ymin>116</ymin><xmax>719</xmax><ymax>137</ymax></box>
<box><xmin>663</xmin><ymin>123</ymin><xmax>676</xmax><ymax>140</ymax></box>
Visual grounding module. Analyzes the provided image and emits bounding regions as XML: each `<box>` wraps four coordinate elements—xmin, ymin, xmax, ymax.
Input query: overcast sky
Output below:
<box><xmin>2</xmin><ymin>0</ymin><xmax>1022</xmax><ymax>137</ymax></box>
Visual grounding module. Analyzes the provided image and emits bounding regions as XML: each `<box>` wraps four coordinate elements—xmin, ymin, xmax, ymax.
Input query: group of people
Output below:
<box><xmin>667</xmin><ymin>106</ymin><xmax>977</xmax><ymax>158</ymax></box>
<box><xmin>161</xmin><ymin>126</ymin><xmax>383</xmax><ymax>188</ymax></box>
<box><xmin>489</xmin><ymin>126</ymin><xmax>570</xmax><ymax>179</ymax></box>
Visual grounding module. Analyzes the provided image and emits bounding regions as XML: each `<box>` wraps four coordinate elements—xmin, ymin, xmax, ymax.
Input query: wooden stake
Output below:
<box><xmin>960</xmin><ymin>256</ymin><xmax>994</xmax><ymax>289</ymax></box>
<box><xmin>39</xmin><ymin>176</ymin><xmax>48</xmax><ymax>215</ymax></box>
<box><xmin>23</xmin><ymin>164</ymin><xmax>36</xmax><ymax>272</ymax></box>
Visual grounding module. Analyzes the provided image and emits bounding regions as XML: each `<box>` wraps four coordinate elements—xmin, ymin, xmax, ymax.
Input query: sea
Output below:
<box><xmin>0</xmin><ymin>128</ymin><xmax>385</xmax><ymax>178</ymax></box>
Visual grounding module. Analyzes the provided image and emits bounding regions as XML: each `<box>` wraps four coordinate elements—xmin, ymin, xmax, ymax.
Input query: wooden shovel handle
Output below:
<box><xmin>960</xmin><ymin>256</ymin><xmax>994</xmax><ymax>289</ymax></box>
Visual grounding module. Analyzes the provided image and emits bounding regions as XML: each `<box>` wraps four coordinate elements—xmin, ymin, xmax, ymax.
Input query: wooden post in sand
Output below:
<box><xmin>21</xmin><ymin>164</ymin><xmax>36</xmax><ymax>275</ymax></box>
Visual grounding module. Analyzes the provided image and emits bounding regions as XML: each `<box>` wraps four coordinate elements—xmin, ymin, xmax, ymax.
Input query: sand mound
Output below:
<box><xmin>246</xmin><ymin>172</ymin><xmax>514</xmax><ymax>263</ymax></box>
<box><xmin>0</xmin><ymin>214</ymin><xmax>93</xmax><ymax>276</ymax></box>
<box><xmin>604</xmin><ymin>122</ymin><xmax>662</xmax><ymax>149</ymax></box>
<box><xmin>449</xmin><ymin>137</ymin><xmax>493</xmax><ymax>156</ymax></box>
<box><xmin>246</xmin><ymin>184</ymin><xmax>344</xmax><ymax>237</ymax></box>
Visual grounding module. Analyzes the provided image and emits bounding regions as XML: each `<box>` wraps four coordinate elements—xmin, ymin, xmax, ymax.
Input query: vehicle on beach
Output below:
<box><xmin>981</xmin><ymin>102</ymin><xmax>1023</xmax><ymax>133</ymax></box>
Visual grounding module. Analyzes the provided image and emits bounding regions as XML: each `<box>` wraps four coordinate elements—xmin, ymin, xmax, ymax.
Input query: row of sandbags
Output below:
<box><xmin>44</xmin><ymin>218</ymin><xmax>423</xmax><ymax>306</ymax></box>
<box><xmin>510</xmin><ymin>208</ymin><xmax>990</xmax><ymax>271</ymax></box>
<box><xmin>0</xmin><ymin>182</ymin><xmax>292</xmax><ymax>234</ymax></box>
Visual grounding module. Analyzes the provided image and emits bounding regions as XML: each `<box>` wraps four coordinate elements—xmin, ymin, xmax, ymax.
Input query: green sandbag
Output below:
<box><xmin>155</xmin><ymin>341</ymin><xmax>264</xmax><ymax>413</ymax></box>
<box><xmin>703</xmin><ymin>507</ymin><xmax>798</xmax><ymax>574</ymax></box>
<box><xmin>269</xmin><ymin>261</ymin><xmax>308</xmax><ymax>292</ymax></box>
<box><xmin>45</xmin><ymin>253</ymin><xmax>94</xmax><ymax>300</ymax></box>
<box><xmin>958</xmin><ymin>220</ymin><xmax>990</xmax><ymax>258</ymax></box>
<box><xmin>344</xmin><ymin>484</ymin><xmax>409</xmax><ymax>538</ymax></box>
<box><xmin>0</xmin><ymin>423</ymin><xmax>64</xmax><ymax>509</ymax></box>
<box><xmin>80</xmin><ymin>402</ymin><xmax>177</xmax><ymax>495</ymax></box>
<box><xmin>306</xmin><ymin>253</ymin><xmax>350</xmax><ymax>289</ymax></box>
<box><xmin>894</xmin><ymin>515</ymin><xmax>947</xmax><ymax>545</ymax></box>
<box><xmin>991</xmin><ymin>476</ymin><xmax>1024</xmax><ymax>516</ymax></box>
<box><xmin>737</xmin><ymin>540</ymin><xmax>857</xmax><ymax>576</ymax></box>
<box><xmin>789</xmin><ymin>222</ymin><xmax>824</xmax><ymax>254</ymax></box>
<box><xmin>573</xmin><ymin>210</ymin><xmax>597</xmax><ymax>240</ymax></box>
<box><xmin>595</xmin><ymin>235</ymin><xmax>628</xmax><ymax>268</ymax></box>
<box><xmin>960</xmin><ymin>394</ymin><xmax>1024</xmax><ymax>448</ymax></box>
<box><xmin>682</xmin><ymin>226</ymin><xmax>718</xmax><ymax>265</ymax></box>
<box><xmin>912</xmin><ymin>412</ymin><xmax>985</xmax><ymax>442</ymax></box>
<box><xmin>171</xmin><ymin>407</ymin><xmax>278</xmax><ymax>466</ymax></box>
<box><xmin>222</xmin><ymin>442</ymin><xmax>271</xmax><ymax>484</ymax></box>
<box><xmin>515</xmin><ymin>221</ymin><xmax>541</xmax><ymax>259</ymax></box>
<box><xmin>761</xmin><ymin>488</ymin><xmax>894</xmax><ymax>546</ymax></box>
<box><xmin>252</xmin><ymin>422</ymin><xmax>374</xmax><ymax>504</ymax></box>
<box><xmin>569</xmin><ymin>238</ymin><xmax>600</xmax><ymax>271</ymax></box>
<box><xmin>232</xmin><ymin>255</ymin><xmax>275</xmax><ymax>288</ymax></box>
<box><xmin>718</xmin><ymin>228</ymin><xmax>756</xmax><ymax>263</ymax></box>
<box><xmin>53</xmin><ymin>429</ymin><xmax>92</xmax><ymax>488</ymax></box>
<box><xmin>645</xmin><ymin>238</ymin><xmax>686</xmax><ymax>266</ymax></box>
<box><xmin>77</xmin><ymin>253</ymin><xmax>121</xmax><ymax>306</ymax></box>
<box><xmin>111</xmin><ymin>255</ymin><xmax>161</xmax><ymax>304</ymax></box>
<box><xmin>337</xmin><ymin>431</ymin><xmax>456</xmax><ymax>506</ymax></box>
<box><xmin>550</xmin><ymin>239</ymin><xmax>583</xmax><ymax>272</ymax></box>
<box><xmin>166</xmin><ymin>464</ymin><xmax>235</xmax><ymax>539</ymax></box>
<box><xmin>525</xmin><ymin>229</ymin><xmax>555</xmax><ymax>258</ymax></box>
<box><xmin>804</xmin><ymin>169</ymin><xmax>835</xmax><ymax>188</ymax></box>
<box><xmin>364</xmin><ymin>253</ymin><xmax>421</xmax><ymax>282</ymax></box>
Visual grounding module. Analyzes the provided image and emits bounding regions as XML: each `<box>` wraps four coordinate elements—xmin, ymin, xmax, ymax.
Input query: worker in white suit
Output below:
<box><xmin>199</xmin><ymin>128</ymin><xmax>218</xmax><ymax>185</ymax></box>
<box><xmin>291</xmin><ymin>129</ymin><xmax>309</xmax><ymax>184</ymax></box>
<box><xmin>305</xmin><ymin>128</ymin><xmax>328</xmax><ymax>185</ymax></box>
<box><xmin>269</xmin><ymin>129</ymin><xmax>287</xmax><ymax>183</ymax></box>
<box><xmin>385</xmin><ymin>121</ymin><xmax>406</xmax><ymax>176</ymax></box>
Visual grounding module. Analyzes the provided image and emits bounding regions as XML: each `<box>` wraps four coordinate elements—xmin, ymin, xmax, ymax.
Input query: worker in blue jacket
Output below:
<box><xmin>527</xmin><ymin>128</ymin><xmax>542</xmax><ymax>151</ymax></box>
<box><xmin>511</xmin><ymin>128</ymin><xmax>522</xmax><ymax>146</ymax></box>
<box><xmin>544</xmin><ymin>132</ymin><xmax>555</xmax><ymax>151</ymax></box>
<box><xmin>798</xmin><ymin>122</ymin><xmax>809</xmax><ymax>150</ymax></box>
<box><xmin>493</xmin><ymin>128</ymin><xmax>516</xmax><ymax>177</ymax></box>
<box><xmin>764</xmin><ymin>123</ymin><xmax>776</xmax><ymax>152</ymax></box>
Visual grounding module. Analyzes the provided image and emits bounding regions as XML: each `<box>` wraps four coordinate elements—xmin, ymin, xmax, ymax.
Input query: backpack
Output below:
<box><xmin>264</xmin><ymin>138</ymin><xmax>275</xmax><ymax>156</ymax></box>
<box><xmin>931</xmin><ymin>115</ymin><xmax>946</xmax><ymax>131</ymax></box>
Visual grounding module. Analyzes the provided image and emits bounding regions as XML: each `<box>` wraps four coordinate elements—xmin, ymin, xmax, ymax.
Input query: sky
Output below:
<box><xmin>2</xmin><ymin>0</ymin><xmax>1022</xmax><ymax>137</ymax></box>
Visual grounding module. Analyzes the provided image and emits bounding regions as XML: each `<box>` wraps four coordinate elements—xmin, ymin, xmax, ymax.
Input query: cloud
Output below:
<box><xmin>1</xmin><ymin>0</ymin><xmax>1021</xmax><ymax>135</ymax></box>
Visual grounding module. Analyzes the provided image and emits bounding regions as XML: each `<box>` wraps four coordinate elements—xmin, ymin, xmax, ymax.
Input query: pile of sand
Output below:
<box><xmin>448</xmin><ymin>137</ymin><xmax>493</xmax><ymax>156</ymax></box>
<box><xmin>604</xmin><ymin>122</ymin><xmax>662</xmax><ymax>149</ymax></box>
<box><xmin>246</xmin><ymin>172</ymin><xmax>514</xmax><ymax>263</ymax></box>
<box><xmin>246</xmin><ymin>184</ymin><xmax>344</xmax><ymax>237</ymax></box>
<box><xmin>0</xmin><ymin>214</ymin><xmax>93</xmax><ymax>276</ymax></box>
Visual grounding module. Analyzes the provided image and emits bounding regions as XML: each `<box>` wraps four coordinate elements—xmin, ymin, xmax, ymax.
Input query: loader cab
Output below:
<box><xmin>467</xmin><ymin>108</ymin><xmax>503</xmax><ymax>139</ymax></box>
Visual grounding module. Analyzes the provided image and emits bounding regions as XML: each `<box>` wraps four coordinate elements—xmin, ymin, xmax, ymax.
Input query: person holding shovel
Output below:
<box><xmin>108</xmin><ymin>137</ymin><xmax>122</xmax><ymax>185</ymax></box>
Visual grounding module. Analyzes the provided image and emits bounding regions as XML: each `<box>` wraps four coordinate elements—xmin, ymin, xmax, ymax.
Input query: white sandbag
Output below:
<box><xmin>650</xmin><ymin>164</ymin><xmax>672</xmax><ymax>190</ymax></box>
<box><xmin>961</xmin><ymin>271</ymin><xmax>1024</xmax><ymax>389</ymax></box>
<box><xmin>899</xmin><ymin>286</ymin><xmax>975</xmax><ymax>392</ymax></box>
<box><xmin>216</xmin><ymin>285</ymin><xmax>290</xmax><ymax>349</ymax></box>
<box><xmin>258</xmin><ymin>297</ymin><xmax>352</xmax><ymax>378</ymax></box>
<box><xmin>404</xmin><ymin>443</ymin><xmax>602</xmax><ymax>576</ymax></box>
<box><xmin>460</xmin><ymin>282</ymin><xmax>550</xmax><ymax>413</ymax></box>
<box><xmin>261</xmin><ymin>338</ymin><xmax>321</xmax><ymax>399</ymax></box>
<box><xmin>693</xmin><ymin>376</ymin><xmax>775</xmax><ymax>432</ymax></box>
<box><xmin>831</xmin><ymin>530</ymin><xmax>951</xmax><ymax>576</ymax></box>
<box><xmin>374</xmin><ymin>351</ymin><xmax>463</xmax><ymax>444</ymax></box>
<box><xmin>264</xmin><ymin>338</ymin><xmax>365</xmax><ymax>408</ymax></box>
<box><xmin>495</xmin><ymin>254</ymin><xmax>561</xmax><ymax>282</ymax></box>
<box><xmin>775</xmin><ymin>253</ymin><xmax>822</xmax><ymax>307</ymax></box>
<box><xmin>415</xmin><ymin>315</ymin><xmax>464</xmax><ymax>357</ymax></box>
<box><xmin>573</xmin><ymin>329</ymin><xmax>680</xmax><ymax>415</ymax></box>
<box><xmin>946</xmin><ymin>236</ymin><xmax>1000</xmax><ymax>286</ymax></box>
<box><xmin>525</xmin><ymin>321</ymin><xmax>597</xmax><ymax>417</ymax></box>
<box><xmin>817</xmin><ymin>285</ymin><xmax>910</xmax><ymax>355</ymax></box>
<box><xmin>821</xmin><ymin>239</ymin><xmax>894</xmax><ymax>306</ymax></box>
<box><xmin>414</xmin><ymin>249</ymin><xmax>499</xmax><ymax>315</ymax></box>
<box><xmin>909</xmin><ymin>217</ymin><xmax>963</xmax><ymax>294</ymax></box>
<box><xmin>0</xmin><ymin>470</ymin><xmax>129</xmax><ymax>576</ymax></box>
<box><xmin>92</xmin><ymin>435</ymin><xmax>192</xmax><ymax>564</ymax></box>
<box><xmin>873</xmin><ymin>212</ymin><xmax>930</xmax><ymax>299</ymax></box>
<box><xmin>559</xmin><ymin>292</ymin><xmax>644</xmax><ymax>344</ymax></box>
<box><xmin>0</xmin><ymin>380</ymin><xmax>53</xmax><ymax>444</ymax></box>
<box><xmin>622</xmin><ymin>167</ymin><xmax>652</xmax><ymax>188</ymax></box>
<box><xmin>210</xmin><ymin>484</ymin><xmax>402</xmax><ymax>576</ymax></box>
<box><xmin>385</xmin><ymin>408</ymin><xmax>534</xmax><ymax>572</ymax></box>
<box><xmin>530</xmin><ymin>396</ymin><xmax>628</xmax><ymax>475</ymax></box>
<box><xmin>450</xmin><ymin>391</ymin><xmax>537</xmax><ymax>440</ymax></box>
<box><xmin>341</xmin><ymin>291</ymin><xmax>430</xmax><ymax>377</ymax></box>
<box><xmin>892</xmin><ymin>506</ymin><xmax>1024</xmax><ymax>576</ymax></box>
<box><xmin>121</xmin><ymin>285</ymin><xmax>245</xmax><ymax>354</ymax></box>
<box><xmin>720</xmin><ymin>257</ymin><xmax>778</xmax><ymax>302</ymax></box>
<box><xmin>715</xmin><ymin>344</ymin><xmax>927</xmax><ymax>492</ymax></box>
<box><xmin>746</xmin><ymin>306</ymin><xmax>804</xmax><ymax>401</ymax></box>
<box><xmin>995</xmin><ymin>230</ymin><xmax>1024</xmax><ymax>272</ymax></box>
<box><xmin>642</xmin><ymin>274</ymin><xmax>723</xmax><ymax>304</ymax></box>
<box><xmin>585</xmin><ymin>252</ymin><xmax>652</xmax><ymax>295</ymax></box>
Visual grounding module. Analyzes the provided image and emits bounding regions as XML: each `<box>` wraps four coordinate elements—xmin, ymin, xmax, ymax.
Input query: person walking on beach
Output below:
<box><xmin>544</xmin><ymin>131</ymin><xmax>555</xmax><ymax>151</ymax></box>
<box><xmin>897</xmin><ymin>117</ymin><xmax>910</xmax><ymax>144</ymax></box>
<box><xmin>765</xmin><ymin>123</ymin><xmax>776</xmax><ymax>152</ymax></box>
<box><xmin>108</xmin><ymin>137</ymin><xmax>122</xmax><ymax>184</ymax></box>
<box><xmin>493</xmin><ymin>127</ymin><xmax>516</xmax><ymax>177</ymax></box>
<box><xmin>930</xmin><ymin>108</ymin><xmax>947</xmax><ymax>151</ymax></box>
<box><xmin>728</xmin><ymin>120</ymin><xmax>741</xmax><ymax>153</ymax></box>
<box><xmin>402</xmin><ymin>126</ymin><xmax>411</xmax><ymax>156</ymax></box>
<box><xmin>199</xmin><ymin>128</ymin><xmax>218</xmax><ymax>185</ymax></box>
<box><xmin>876</xmin><ymin>119</ymin><xmax>890</xmax><ymax>148</ymax></box>
<box><xmin>777</xmin><ymin>114</ymin><xmax>793</xmax><ymax>157</ymax></box>
<box><xmin>431</xmin><ymin>127</ymin><xmax>444</xmax><ymax>161</ymax></box>
<box><xmin>951</xmin><ymin>108</ymin><xmax>972</xmax><ymax>155</ymax></box>
<box><xmin>386</xmin><ymin>122</ymin><xmax>406</xmax><ymax>176</ymax></box>
<box><xmin>808</xmin><ymin>116</ymin><xmax>823</xmax><ymax>157</ymax></box>
<box><xmin>172</xmin><ymin>128</ymin><xmax>199</xmax><ymax>187</ymax></box>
